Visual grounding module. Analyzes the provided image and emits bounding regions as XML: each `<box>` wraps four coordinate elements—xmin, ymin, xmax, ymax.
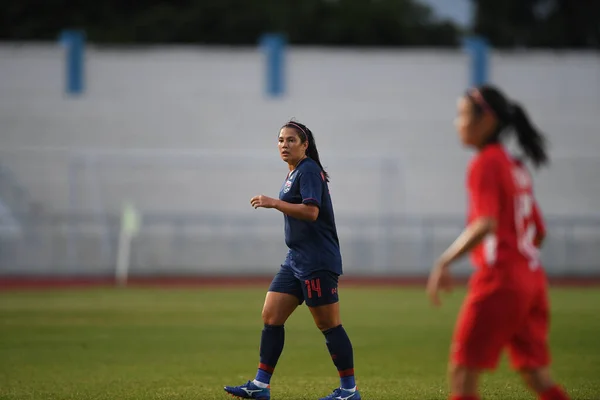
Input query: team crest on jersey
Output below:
<box><xmin>283</xmin><ymin>179</ymin><xmax>292</xmax><ymax>193</ymax></box>
<box><xmin>283</xmin><ymin>171</ymin><xmax>296</xmax><ymax>193</ymax></box>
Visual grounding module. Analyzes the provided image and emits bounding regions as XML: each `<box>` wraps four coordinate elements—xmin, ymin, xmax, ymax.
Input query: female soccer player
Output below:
<box><xmin>426</xmin><ymin>85</ymin><xmax>570</xmax><ymax>400</ymax></box>
<box><xmin>224</xmin><ymin>121</ymin><xmax>361</xmax><ymax>400</ymax></box>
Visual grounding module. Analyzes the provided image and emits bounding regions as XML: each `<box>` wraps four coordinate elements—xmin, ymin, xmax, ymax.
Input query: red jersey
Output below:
<box><xmin>466</xmin><ymin>144</ymin><xmax>546</xmax><ymax>288</ymax></box>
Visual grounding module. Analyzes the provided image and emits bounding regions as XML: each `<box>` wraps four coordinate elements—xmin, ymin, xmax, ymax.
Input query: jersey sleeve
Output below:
<box><xmin>468</xmin><ymin>158</ymin><xmax>502</xmax><ymax>221</ymax></box>
<box><xmin>299</xmin><ymin>172</ymin><xmax>323</xmax><ymax>208</ymax></box>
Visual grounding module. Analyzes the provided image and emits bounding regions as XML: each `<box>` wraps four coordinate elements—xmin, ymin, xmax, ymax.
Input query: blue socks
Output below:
<box><xmin>253</xmin><ymin>323</ymin><xmax>357</xmax><ymax>390</ymax></box>
<box><xmin>254</xmin><ymin>324</ymin><xmax>285</xmax><ymax>385</ymax></box>
<box><xmin>323</xmin><ymin>324</ymin><xmax>356</xmax><ymax>389</ymax></box>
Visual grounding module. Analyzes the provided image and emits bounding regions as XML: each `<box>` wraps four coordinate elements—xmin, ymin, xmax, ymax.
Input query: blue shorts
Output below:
<box><xmin>268</xmin><ymin>264</ymin><xmax>340</xmax><ymax>307</ymax></box>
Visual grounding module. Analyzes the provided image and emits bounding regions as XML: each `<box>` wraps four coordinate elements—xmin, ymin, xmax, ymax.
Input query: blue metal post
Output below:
<box><xmin>59</xmin><ymin>30</ymin><xmax>86</xmax><ymax>96</ymax></box>
<box><xmin>463</xmin><ymin>36</ymin><xmax>490</xmax><ymax>87</ymax></box>
<box><xmin>259</xmin><ymin>33</ymin><xmax>286</xmax><ymax>97</ymax></box>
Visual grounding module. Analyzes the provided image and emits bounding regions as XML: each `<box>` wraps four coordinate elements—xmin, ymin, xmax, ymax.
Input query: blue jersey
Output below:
<box><xmin>279</xmin><ymin>158</ymin><xmax>343</xmax><ymax>278</ymax></box>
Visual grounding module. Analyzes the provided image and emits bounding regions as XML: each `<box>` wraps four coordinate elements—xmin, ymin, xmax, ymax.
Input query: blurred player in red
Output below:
<box><xmin>426</xmin><ymin>85</ymin><xmax>570</xmax><ymax>400</ymax></box>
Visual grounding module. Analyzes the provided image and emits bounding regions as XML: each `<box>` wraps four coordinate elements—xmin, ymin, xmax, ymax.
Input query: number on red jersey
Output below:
<box><xmin>512</xmin><ymin>167</ymin><xmax>541</xmax><ymax>270</ymax></box>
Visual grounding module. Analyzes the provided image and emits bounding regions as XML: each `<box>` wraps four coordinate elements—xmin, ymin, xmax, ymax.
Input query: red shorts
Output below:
<box><xmin>451</xmin><ymin>270</ymin><xmax>550</xmax><ymax>370</ymax></box>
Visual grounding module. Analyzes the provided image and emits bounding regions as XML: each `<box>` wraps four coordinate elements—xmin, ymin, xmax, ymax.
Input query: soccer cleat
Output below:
<box><xmin>319</xmin><ymin>387</ymin><xmax>361</xmax><ymax>400</ymax></box>
<box><xmin>224</xmin><ymin>380</ymin><xmax>270</xmax><ymax>399</ymax></box>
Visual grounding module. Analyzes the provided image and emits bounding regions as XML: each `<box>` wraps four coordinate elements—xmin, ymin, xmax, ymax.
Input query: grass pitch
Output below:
<box><xmin>1</xmin><ymin>286</ymin><xmax>599</xmax><ymax>399</ymax></box>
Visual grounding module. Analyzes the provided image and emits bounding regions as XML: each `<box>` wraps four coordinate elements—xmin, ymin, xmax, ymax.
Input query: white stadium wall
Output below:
<box><xmin>0</xmin><ymin>44</ymin><xmax>598</xmax><ymax>276</ymax></box>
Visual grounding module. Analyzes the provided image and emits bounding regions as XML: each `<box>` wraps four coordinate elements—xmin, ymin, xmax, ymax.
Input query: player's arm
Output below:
<box><xmin>427</xmin><ymin>221</ymin><xmax>495</xmax><ymax>306</ymax></box>
<box><xmin>437</xmin><ymin>158</ymin><xmax>501</xmax><ymax>267</ymax></box>
<box><xmin>250</xmin><ymin>171</ymin><xmax>322</xmax><ymax>222</ymax></box>
<box><xmin>437</xmin><ymin>217</ymin><xmax>497</xmax><ymax>265</ymax></box>
<box><xmin>274</xmin><ymin>201</ymin><xmax>319</xmax><ymax>221</ymax></box>
<box><xmin>427</xmin><ymin>159</ymin><xmax>501</xmax><ymax>306</ymax></box>
<box><xmin>437</xmin><ymin>217</ymin><xmax>497</xmax><ymax>266</ymax></box>
<box><xmin>250</xmin><ymin>195</ymin><xmax>319</xmax><ymax>221</ymax></box>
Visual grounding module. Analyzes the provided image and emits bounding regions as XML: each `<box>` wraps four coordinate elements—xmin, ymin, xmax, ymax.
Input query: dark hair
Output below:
<box><xmin>467</xmin><ymin>84</ymin><xmax>549</xmax><ymax>168</ymax></box>
<box><xmin>281</xmin><ymin>120</ymin><xmax>330</xmax><ymax>181</ymax></box>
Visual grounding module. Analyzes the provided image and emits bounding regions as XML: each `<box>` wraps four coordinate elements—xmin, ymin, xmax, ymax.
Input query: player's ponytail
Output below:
<box><xmin>509</xmin><ymin>103</ymin><xmax>549</xmax><ymax>168</ymax></box>
<box><xmin>283</xmin><ymin>120</ymin><xmax>330</xmax><ymax>182</ymax></box>
<box><xmin>469</xmin><ymin>85</ymin><xmax>550</xmax><ymax>169</ymax></box>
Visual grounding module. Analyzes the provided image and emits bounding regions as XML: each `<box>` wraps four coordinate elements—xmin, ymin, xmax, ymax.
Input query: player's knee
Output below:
<box><xmin>311</xmin><ymin>312</ymin><xmax>340</xmax><ymax>331</ymax></box>
<box><xmin>519</xmin><ymin>367</ymin><xmax>554</xmax><ymax>393</ymax></box>
<box><xmin>314</xmin><ymin>319</ymin><xmax>338</xmax><ymax>331</ymax></box>
<box><xmin>261</xmin><ymin>305</ymin><xmax>286</xmax><ymax>325</ymax></box>
<box><xmin>309</xmin><ymin>302</ymin><xmax>341</xmax><ymax>331</ymax></box>
<box><xmin>261</xmin><ymin>308</ymin><xmax>280</xmax><ymax>325</ymax></box>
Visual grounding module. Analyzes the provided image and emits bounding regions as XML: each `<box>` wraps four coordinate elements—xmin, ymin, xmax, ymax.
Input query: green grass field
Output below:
<box><xmin>1</xmin><ymin>286</ymin><xmax>599</xmax><ymax>400</ymax></box>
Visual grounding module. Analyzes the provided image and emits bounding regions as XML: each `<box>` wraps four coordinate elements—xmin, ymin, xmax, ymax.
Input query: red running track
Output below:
<box><xmin>1</xmin><ymin>275</ymin><xmax>600</xmax><ymax>290</ymax></box>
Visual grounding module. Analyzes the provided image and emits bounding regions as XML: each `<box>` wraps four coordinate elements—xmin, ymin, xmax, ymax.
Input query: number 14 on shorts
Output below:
<box><xmin>305</xmin><ymin>278</ymin><xmax>322</xmax><ymax>299</ymax></box>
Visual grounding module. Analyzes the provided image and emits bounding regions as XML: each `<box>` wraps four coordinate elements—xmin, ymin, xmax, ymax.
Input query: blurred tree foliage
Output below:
<box><xmin>2</xmin><ymin>0</ymin><xmax>597</xmax><ymax>48</ymax></box>
<box><xmin>472</xmin><ymin>0</ymin><xmax>600</xmax><ymax>48</ymax></box>
<box><xmin>0</xmin><ymin>0</ymin><xmax>460</xmax><ymax>46</ymax></box>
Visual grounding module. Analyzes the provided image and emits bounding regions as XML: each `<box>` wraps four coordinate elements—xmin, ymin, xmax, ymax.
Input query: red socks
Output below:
<box><xmin>540</xmin><ymin>385</ymin><xmax>570</xmax><ymax>400</ymax></box>
<box><xmin>450</xmin><ymin>396</ymin><xmax>479</xmax><ymax>400</ymax></box>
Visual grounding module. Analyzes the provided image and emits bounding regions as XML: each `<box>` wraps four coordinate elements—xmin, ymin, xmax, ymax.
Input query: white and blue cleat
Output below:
<box><xmin>319</xmin><ymin>387</ymin><xmax>361</xmax><ymax>400</ymax></box>
<box><xmin>224</xmin><ymin>380</ymin><xmax>270</xmax><ymax>399</ymax></box>
<box><xmin>224</xmin><ymin>381</ymin><xmax>361</xmax><ymax>399</ymax></box>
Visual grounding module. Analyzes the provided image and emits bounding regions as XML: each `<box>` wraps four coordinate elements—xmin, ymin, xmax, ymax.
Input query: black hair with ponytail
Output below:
<box><xmin>467</xmin><ymin>85</ymin><xmax>549</xmax><ymax>168</ymax></box>
<box><xmin>281</xmin><ymin>120</ymin><xmax>330</xmax><ymax>182</ymax></box>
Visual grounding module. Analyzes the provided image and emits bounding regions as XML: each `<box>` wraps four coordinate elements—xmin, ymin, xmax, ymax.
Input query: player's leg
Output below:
<box><xmin>255</xmin><ymin>291</ymin><xmax>300</xmax><ymax>383</ymax></box>
<box><xmin>224</xmin><ymin>265</ymin><xmax>303</xmax><ymax>399</ymax></box>
<box><xmin>447</xmin><ymin>364</ymin><xmax>481</xmax><ymax>400</ymax></box>
<box><xmin>448</xmin><ymin>296</ymin><xmax>485</xmax><ymax>400</ymax></box>
<box><xmin>448</xmin><ymin>289</ymin><xmax>521</xmax><ymax>400</ymax></box>
<box><xmin>304</xmin><ymin>271</ymin><xmax>361</xmax><ymax>400</ymax></box>
<box><xmin>519</xmin><ymin>368</ymin><xmax>569</xmax><ymax>400</ymax></box>
<box><xmin>510</xmin><ymin>278</ymin><xmax>570</xmax><ymax>400</ymax></box>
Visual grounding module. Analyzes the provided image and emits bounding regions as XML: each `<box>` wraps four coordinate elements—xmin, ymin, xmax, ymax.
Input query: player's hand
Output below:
<box><xmin>426</xmin><ymin>259</ymin><xmax>453</xmax><ymax>307</ymax></box>
<box><xmin>250</xmin><ymin>195</ymin><xmax>278</xmax><ymax>209</ymax></box>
